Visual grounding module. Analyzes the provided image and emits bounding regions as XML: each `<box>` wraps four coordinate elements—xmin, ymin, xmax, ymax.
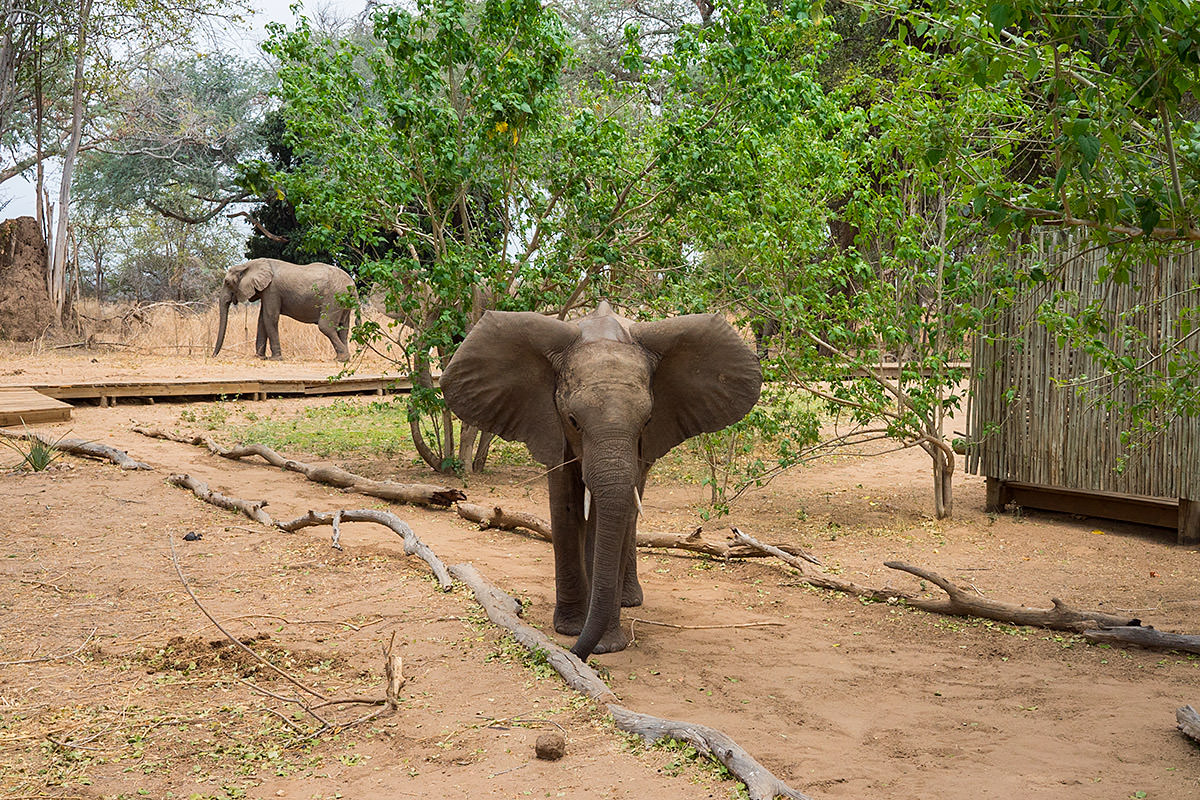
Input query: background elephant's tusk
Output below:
<box><xmin>633</xmin><ymin>486</ymin><xmax>644</xmax><ymax>516</ymax></box>
<box><xmin>583</xmin><ymin>487</ymin><xmax>592</xmax><ymax>521</ymax></box>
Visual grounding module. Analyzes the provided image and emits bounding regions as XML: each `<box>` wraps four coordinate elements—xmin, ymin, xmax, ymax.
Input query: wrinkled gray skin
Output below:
<box><xmin>441</xmin><ymin>303</ymin><xmax>762</xmax><ymax>658</ymax></box>
<box><xmin>212</xmin><ymin>259</ymin><xmax>356</xmax><ymax>362</ymax></box>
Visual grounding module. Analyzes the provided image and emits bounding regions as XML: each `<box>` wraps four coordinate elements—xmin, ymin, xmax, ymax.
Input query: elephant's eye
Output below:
<box><xmin>567</xmin><ymin>414</ymin><xmax>581</xmax><ymax>431</ymax></box>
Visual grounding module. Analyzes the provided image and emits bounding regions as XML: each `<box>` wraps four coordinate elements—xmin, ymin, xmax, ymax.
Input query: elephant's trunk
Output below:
<box><xmin>570</xmin><ymin>452</ymin><xmax>639</xmax><ymax>659</ymax></box>
<box><xmin>213</xmin><ymin>296</ymin><xmax>230</xmax><ymax>357</ymax></box>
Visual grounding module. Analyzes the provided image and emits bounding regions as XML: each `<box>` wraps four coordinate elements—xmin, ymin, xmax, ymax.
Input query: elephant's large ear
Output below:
<box><xmin>441</xmin><ymin>311</ymin><xmax>580</xmax><ymax>466</ymax></box>
<box><xmin>633</xmin><ymin>314</ymin><xmax>762</xmax><ymax>462</ymax></box>
<box><xmin>232</xmin><ymin>260</ymin><xmax>273</xmax><ymax>303</ymax></box>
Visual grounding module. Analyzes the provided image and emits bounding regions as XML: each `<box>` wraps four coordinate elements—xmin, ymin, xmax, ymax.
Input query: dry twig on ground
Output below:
<box><xmin>167</xmin><ymin>530</ymin><xmax>403</xmax><ymax>736</ymax></box>
<box><xmin>0</xmin><ymin>628</ymin><xmax>97</xmax><ymax>667</ymax></box>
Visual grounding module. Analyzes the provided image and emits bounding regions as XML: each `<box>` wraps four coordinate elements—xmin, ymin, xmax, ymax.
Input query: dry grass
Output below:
<box><xmin>69</xmin><ymin>298</ymin><xmax>400</xmax><ymax>362</ymax></box>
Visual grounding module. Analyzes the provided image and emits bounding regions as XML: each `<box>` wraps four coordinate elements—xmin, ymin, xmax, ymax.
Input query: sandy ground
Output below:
<box><xmin>1</xmin><ymin>352</ymin><xmax>1199</xmax><ymax>800</ymax></box>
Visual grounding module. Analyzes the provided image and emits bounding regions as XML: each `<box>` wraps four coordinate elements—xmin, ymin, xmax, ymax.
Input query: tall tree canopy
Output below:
<box><xmin>263</xmin><ymin>0</ymin><xmax>813</xmax><ymax>474</ymax></box>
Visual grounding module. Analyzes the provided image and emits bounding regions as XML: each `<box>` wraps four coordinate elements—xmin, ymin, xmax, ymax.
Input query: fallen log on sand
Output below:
<box><xmin>1178</xmin><ymin>705</ymin><xmax>1200</xmax><ymax>745</ymax></box>
<box><xmin>729</xmin><ymin>528</ymin><xmax>1200</xmax><ymax>650</ymax></box>
<box><xmin>460</xmin><ymin>501</ymin><xmax>818</xmax><ymax>562</ymax></box>
<box><xmin>1081</xmin><ymin>626</ymin><xmax>1200</xmax><ymax>655</ymax></box>
<box><xmin>2</xmin><ymin>429</ymin><xmax>152</xmax><ymax>470</ymax></box>
<box><xmin>278</xmin><ymin>509</ymin><xmax>453</xmax><ymax>591</ymax></box>
<box><xmin>136</xmin><ymin>426</ymin><xmax>463</xmax><ymax>507</ymax></box>
<box><xmin>166</xmin><ymin>474</ymin><xmax>452</xmax><ymax>589</ymax></box>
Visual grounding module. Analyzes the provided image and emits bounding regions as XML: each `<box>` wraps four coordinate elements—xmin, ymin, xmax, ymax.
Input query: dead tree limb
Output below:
<box><xmin>1</xmin><ymin>429</ymin><xmax>152</xmax><ymax>471</ymax></box>
<box><xmin>882</xmin><ymin>561</ymin><xmax>1139</xmax><ymax>632</ymax></box>
<box><xmin>461</xmin><ymin>506</ymin><xmax>818</xmax><ymax>562</ymax></box>
<box><xmin>277</xmin><ymin>509</ymin><xmax>453</xmax><ymax>591</ymax></box>
<box><xmin>1177</xmin><ymin>705</ymin><xmax>1200</xmax><ymax>745</ymax></box>
<box><xmin>732</xmin><ymin>528</ymin><xmax>1155</xmax><ymax>638</ymax></box>
<box><xmin>448</xmin><ymin>562</ymin><xmax>808</xmax><ymax>799</ymax></box>
<box><xmin>456</xmin><ymin>502</ymin><xmax>553</xmax><ymax>538</ymax></box>
<box><xmin>1081</xmin><ymin>626</ymin><xmax>1200</xmax><ymax>655</ymax></box>
<box><xmin>134</xmin><ymin>427</ymin><xmax>464</xmax><ymax>507</ymax></box>
<box><xmin>607</xmin><ymin>705</ymin><xmax>812</xmax><ymax>800</ymax></box>
<box><xmin>168</xmin><ymin>474</ymin><xmax>272</xmax><ymax>526</ymax></box>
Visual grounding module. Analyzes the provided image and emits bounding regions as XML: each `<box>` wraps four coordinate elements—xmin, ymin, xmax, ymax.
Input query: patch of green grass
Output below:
<box><xmin>485</xmin><ymin>635</ymin><xmax>557</xmax><ymax>682</ymax></box>
<box><xmin>229</xmin><ymin>399</ymin><xmax>416</xmax><ymax>458</ymax></box>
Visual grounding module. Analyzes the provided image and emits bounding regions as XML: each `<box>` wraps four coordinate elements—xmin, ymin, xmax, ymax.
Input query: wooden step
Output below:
<box><xmin>0</xmin><ymin>387</ymin><xmax>73</xmax><ymax>427</ymax></box>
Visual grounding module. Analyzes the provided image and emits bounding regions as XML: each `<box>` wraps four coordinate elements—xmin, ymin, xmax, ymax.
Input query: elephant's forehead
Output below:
<box><xmin>561</xmin><ymin>342</ymin><xmax>652</xmax><ymax>386</ymax></box>
<box><xmin>578</xmin><ymin>312</ymin><xmax>632</xmax><ymax>343</ymax></box>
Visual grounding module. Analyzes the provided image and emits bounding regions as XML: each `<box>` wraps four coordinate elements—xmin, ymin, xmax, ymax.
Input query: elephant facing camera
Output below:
<box><xmin>441</xmin><ymin>302</ymin><xmax>762</xmax><ymax>659</ymax></box>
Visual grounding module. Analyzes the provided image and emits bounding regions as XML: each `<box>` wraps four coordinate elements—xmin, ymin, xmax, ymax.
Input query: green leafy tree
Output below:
<box><xmin>266</xmin><ymin>0</ymin><xmax>813</xmax><ymax>476</ymax></box>
<box><xmin>75</xmin><ymin>52</ymin><xmax>272</xmax><ymax>225</ymax></box>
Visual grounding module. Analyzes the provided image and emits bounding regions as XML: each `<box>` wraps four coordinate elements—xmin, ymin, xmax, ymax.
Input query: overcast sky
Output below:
<box><xmin>1</xmin><ymin>0</ymin><xmax>366</xmax><ymax>219</ymax></box>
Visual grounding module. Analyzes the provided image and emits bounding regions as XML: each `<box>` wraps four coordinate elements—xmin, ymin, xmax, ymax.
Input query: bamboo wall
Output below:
<box><xmin>967</xmin><ymin>232</ymin><xmax>1200</xmax><ymax>501</ymax></box>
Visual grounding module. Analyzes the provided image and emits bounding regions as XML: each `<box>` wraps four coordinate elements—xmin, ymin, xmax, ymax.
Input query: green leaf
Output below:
<box><xmin>987</xmin><ymin>4</ymin><xmax>1012</xmax><ymax>33</ymax></box>
<box><xmin>1076</xmin><ymin>134</ymin><xmax>1101</xmax><ymax>167</ymax></box>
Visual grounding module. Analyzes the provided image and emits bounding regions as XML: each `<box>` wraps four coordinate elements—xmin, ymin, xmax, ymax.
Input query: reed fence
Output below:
<box><xmin>966</xmin><ymin>232</ymin><xmax>1200</xmax><ymax>541</ymax></box>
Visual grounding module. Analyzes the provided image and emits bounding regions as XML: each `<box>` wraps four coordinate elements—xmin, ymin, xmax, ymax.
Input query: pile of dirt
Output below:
<box><xmin>0</xmin><ymin>216</ymin><xmax>54</xmax><ymax>341</ymax></box>
<box><xmin>138</xmin><ymin>633</ymin><xmax>345</xmax><ymax>679</ymax></box>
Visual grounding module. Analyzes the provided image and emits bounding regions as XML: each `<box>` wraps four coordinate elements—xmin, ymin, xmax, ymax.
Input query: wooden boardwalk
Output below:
<box><xmin>0</xmin><ymin>387</ymin><xmax>73</xmax><ymax>427</ymax></box>
<box><xmin>1</xmin><ymin>374</ymin><xmax>413</xmax><ymax>412</ymax></box>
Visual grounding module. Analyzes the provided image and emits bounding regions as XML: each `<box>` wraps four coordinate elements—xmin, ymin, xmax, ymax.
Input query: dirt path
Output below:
<box><xmin>3</xmin><ymin>395</ymin><xmax>1199</xmax><ymax>799</ymax></box>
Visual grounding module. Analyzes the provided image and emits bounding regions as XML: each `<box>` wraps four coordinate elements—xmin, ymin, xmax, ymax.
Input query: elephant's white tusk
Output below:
<box><xmin>633</xmin><ymin>486</ymin><xmax>644</xmax><ymax>516</ymax></box>
<box><xmin>583</xmin><ymin>487</ymin><xmax>592</xmax><ymax>521</ymax></box>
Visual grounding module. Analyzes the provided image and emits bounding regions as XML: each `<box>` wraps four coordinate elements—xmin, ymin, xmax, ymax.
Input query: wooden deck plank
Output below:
<box><xmin>17</xmin><ymin>374</ymin><xmax>411</xmax><ymax>403</ymax></box>
<box><xmin>0</xmin><ymin>387</ymin><xmax>73</xmax><ymax>427</ymax></box>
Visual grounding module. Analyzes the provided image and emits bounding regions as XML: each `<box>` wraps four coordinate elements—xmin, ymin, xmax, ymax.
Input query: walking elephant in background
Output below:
<box><xmin>441</xmin><ymin>302</ymin><xmax>761</xmax><ymax>658</ymax></box>
<box><xmin>212</xmin><ymin>259</ymin><xmax>356</xmax><ymax>362</ymax></box>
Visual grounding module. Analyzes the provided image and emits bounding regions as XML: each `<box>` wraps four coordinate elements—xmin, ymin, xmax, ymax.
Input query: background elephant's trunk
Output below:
<box><xmin>213</xmin><ymin>295</ymin><xmax>231</xmax><ymax>357</ymax></box>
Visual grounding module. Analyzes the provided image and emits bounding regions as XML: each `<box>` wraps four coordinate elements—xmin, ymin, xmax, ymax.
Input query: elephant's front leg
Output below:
<box><xmin>548</xmin><ymin>461</ymin><xmax>589</xmax><ymax>636</ymax></box>
<box><xmin>255</xmin><ymin>310</ymin><xmax>268</xmax><ymax>358</ymax></box>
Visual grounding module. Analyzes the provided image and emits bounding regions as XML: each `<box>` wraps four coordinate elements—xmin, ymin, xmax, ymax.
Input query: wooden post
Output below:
<box><xmin>985</xmin><ymin>477</ymin><xmax>1008</xmax><ymax>513</ymax></box>
<box><xmin>1178</xmin><ymin>498</ymin><xmax>1200</xmax><ymax>546</ymax></box>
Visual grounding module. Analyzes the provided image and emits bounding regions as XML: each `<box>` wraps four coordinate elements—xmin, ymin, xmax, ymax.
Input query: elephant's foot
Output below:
<box><xmin>553</xmin><ymin>604</ymin><xmax>587</xmax><ymax>637</ymax></box>
<box><xmin>620</xmin><ymin>576</ymin><xmax>643</xmax><ymax>608</ymax></box>
<box><xmin>268</xmin><ymin>354</ymin><xmax>283</xmax><ymax>361</ymax></box>
<box><xmin>336</xmin><ymin>354</ymin><xmax>350</xmax><ymax>363</ymax></box>
<box><xmin>587</xmin><ymin>624</ymin><xmax>631</xmax><ymax>655</ymax></box>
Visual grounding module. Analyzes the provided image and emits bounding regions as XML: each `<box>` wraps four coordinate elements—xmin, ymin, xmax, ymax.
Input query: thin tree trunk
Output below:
<box><xmin>34</xmin><ymin>21</ymin><xmax>45</xmax><ymax>251</ymax></box>
<box><xmin>50</xmin><ymin>0</ymin><xmax>92</xmax><ymax>322</ymax></box>
<box><xmin>471</xmin><ymin>431</ymin><xmax>494</xmax><ymax>473</ymax></box>
<box><xmin>457</xmin><ymin>423</ymin><xmax>477</xmax><ymax>471</ymax></box>
<box><xmin>931</xmin><ymin>448</ymin><xmax>953</xmax><ymax>519</ymax></box>
<box><xmin>408</xmin><ymin>351</ymin><xmax>456</xmax><ymax>475</ymax></box>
